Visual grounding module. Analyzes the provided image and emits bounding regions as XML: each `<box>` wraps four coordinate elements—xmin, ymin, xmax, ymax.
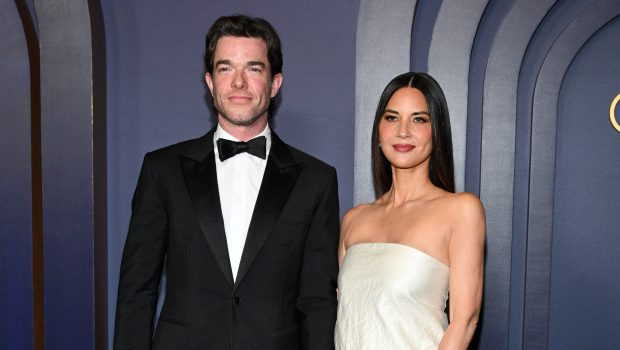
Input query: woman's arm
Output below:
<box><xmin>439</xmin><ymin>192</ymin><xmax>486</xmax><ymax>350</ymax></box>
<box><xmin>338</xmin><ymin>207</ymin><xmax>357</xmax><ymax>267</ymax></box>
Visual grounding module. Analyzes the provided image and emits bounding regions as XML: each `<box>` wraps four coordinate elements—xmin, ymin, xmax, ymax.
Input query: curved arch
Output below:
<box><xmin>550</xmin><ymin>15</ymin><xmax>620</xmax><ymax>349</ymax></box>
<box><xmin>427</xmin><ymin>0</ymin><xmax>488</xmax><ymax>192</ymax></box>
<box><xmin>478</xmin><ymin>2</ymin><xmax>556</xmax><ymax>348</ymax></box>
<box><xmin>0</xmin><ymin>1</ymin><xmax>37</xmax><ymax>348</ymax></box>
<box><xmin>410</xmin><ymin>0</ymin><xmax>442</xmax><ymax>72</ymax></box>
<box><xmin>527</xmin><ymin>1</ymin><xmax>620</xmax><ymax>348</ymax></box>
<box><xmin>34</xmin><ymin>0</ymin><xmax>107</xmax><ymax>348</ymax></box>
<box><xmin>354</xmin><ymin>0</ymin><xmax>417</xmax><ymax>204</ymax></box>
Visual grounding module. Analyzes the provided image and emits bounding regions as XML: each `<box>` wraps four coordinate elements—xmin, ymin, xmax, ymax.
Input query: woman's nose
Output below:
<box><xmin>397</xmin><ymin>120</ymin><xmax>411</xmax><ymax>138</ymax></box>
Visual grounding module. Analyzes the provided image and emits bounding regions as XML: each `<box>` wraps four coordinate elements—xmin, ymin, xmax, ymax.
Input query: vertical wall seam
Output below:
<box><xmin>14</xmin><ymin>0</ymin><xmax>44</xmax><ymax>348</ymax></box>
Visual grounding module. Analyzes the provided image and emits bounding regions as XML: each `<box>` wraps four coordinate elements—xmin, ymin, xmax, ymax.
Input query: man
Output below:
<box><xmin>114</xmin><ymin>15</ymin><xmax>339</xmax><ymax>350</ymax></box>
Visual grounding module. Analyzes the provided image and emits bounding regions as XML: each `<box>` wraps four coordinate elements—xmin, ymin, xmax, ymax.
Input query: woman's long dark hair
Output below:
<box><xmin>371</xmin><ymin>72</ymin><xmax>454</xmax><ymax>197</ymax></box>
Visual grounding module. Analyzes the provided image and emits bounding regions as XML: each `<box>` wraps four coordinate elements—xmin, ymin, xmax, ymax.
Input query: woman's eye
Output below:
<box><xmin>412</xmin><ymin>114</ymin><xmax>429</xmax><ymax>123</ymax></box>
<box><xmin>383</xmin><ymin>114</ymin><xmax>397</xmax><ymax>121</ymax></box>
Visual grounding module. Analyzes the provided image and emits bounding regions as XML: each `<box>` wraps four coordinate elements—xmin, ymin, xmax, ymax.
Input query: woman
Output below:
<box><xmin>335</xmin><ymin>72</ymin><xmax>485</xmax><ymax>349</ymax></box>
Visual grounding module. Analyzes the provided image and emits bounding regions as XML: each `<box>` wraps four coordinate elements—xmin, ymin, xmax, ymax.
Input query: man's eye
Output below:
<box><xmin>249</xmin><ymin>67</ymin><xmax>262</xmax><ymax>73</ymax></box>
<box><xmin>218</xmin><ymin>67</ymin><xmax>230</xmax><ymax>72</ymax></box>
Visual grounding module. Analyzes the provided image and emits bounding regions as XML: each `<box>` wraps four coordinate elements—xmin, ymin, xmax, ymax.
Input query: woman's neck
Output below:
<box><xmin>383</xmin><ymin>166</ymin><xmax>437</xmax><ymax>206</ymax></box>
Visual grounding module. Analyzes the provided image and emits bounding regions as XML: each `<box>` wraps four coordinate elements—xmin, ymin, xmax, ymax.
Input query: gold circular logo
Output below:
<box><xmin>611</xmin><ymin>93</ymin><xmax>620</xmax><ymax>132</ymax></box>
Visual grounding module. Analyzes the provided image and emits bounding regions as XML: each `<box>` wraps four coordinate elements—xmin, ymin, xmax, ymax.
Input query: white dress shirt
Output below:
<box><xmin>213</xmin><ymin>124</ymin><xmax>271</xmax><ymax>281</ymax></box>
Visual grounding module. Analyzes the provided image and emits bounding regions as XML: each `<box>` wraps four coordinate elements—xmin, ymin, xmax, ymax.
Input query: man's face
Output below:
<box><xmin>205</xmin><ymin>36</ymin><xmax>283</xmax><ymax>132</ymax></box>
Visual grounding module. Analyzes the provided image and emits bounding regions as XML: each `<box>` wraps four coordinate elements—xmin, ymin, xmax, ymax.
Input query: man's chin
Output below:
<box><xmin>219</xmin><ymin>112</ymin><xmax>266</xmax><ymax>127</ymax></box>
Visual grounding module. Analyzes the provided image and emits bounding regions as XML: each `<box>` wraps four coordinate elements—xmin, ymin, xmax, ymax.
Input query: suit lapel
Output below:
<box><xmin>180</xmin><ymin>130</ymin><xmax>234</xmax><ymax>287</ymax></box>
<box><xmin>234</xmin><ymin>132</ymin><xmax>300</xmax><ymax>287</ymax></box>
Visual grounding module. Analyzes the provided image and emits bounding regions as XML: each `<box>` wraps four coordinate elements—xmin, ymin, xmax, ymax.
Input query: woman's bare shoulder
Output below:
<box><xmin>441</xmin><ymin>192</ymin><xmax>484</xmax><ymax>213</ymax></box>
<box><xmin>443</xmin><ymin>192</ymin><xmax>486</xmax><ymax>240</ymax></box>
<box><xmin>342</xmin><ymin>202</ymin><xmax>375</xmax><ymax>227</ymax></box>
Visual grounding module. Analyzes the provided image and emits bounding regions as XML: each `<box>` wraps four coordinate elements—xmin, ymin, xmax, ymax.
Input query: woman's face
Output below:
<box><xmin>378</xmin><ymin>87</ymin><xmax>433</xmax><ymax>170</ymax></box>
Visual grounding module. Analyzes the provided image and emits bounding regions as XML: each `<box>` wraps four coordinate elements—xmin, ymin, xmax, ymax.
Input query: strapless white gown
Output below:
<box><xmin>335</xmin><ymin>243</ymin><xmax>449</xmax><ymax>350</ymax></box>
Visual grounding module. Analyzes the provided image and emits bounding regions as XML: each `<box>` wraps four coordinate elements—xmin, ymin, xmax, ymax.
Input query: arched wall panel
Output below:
<box><xmin>427</xmin><ymin>0</ymin><xmax>488</xmax><ymax>192</ymax></box>
<box><xmin>354</xmin><ymin>0</ymin><xmax>417</xmax><ymax>204</ymax></box>
<box><xmin>550</xmin><ymin>15</ymin><xmax>620</xmax><ymax>349</ymax></box>
<box><xmin>513</xmin><ymin>1</ymin><xmax>593</xmax><ymax>345</ymax></box>
<box><xmin>410</xmin><ymin>0</ymin><xmax>442</xmax><ymax>73</ymax></box>
<box><xmin>478</xmin><ymin>2</ymin><xmax>555</xmax><ymax>349</ymax></box>
<box><xmin>0</xmin><ymin>1</ymin><xmax>34</xmax><ymax>349</ymax></box>
<box><xmin>527</xmin><ymin>1</ymin><xmax>620</xmax><ymax>348</ymax></box>
<box><xmin>465</xmin><ymin>0</ymin><xmax>517</xmax><ymax>196</ymax></box>
<box><xmin>34</xmin><ymin>0</ymin><xmax>107</xmax><ymax>348</ymax></box>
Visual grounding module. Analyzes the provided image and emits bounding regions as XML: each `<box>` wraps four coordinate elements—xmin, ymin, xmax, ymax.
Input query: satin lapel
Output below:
<box><xmin>234</xmin><ymin>133</ymin><xmax>300</xmax><ymax>288</ymax></box>
<box><xmin>180</xmin><ymin>132</ymin><xmax>234</xmax><ymax>287</ymax></box>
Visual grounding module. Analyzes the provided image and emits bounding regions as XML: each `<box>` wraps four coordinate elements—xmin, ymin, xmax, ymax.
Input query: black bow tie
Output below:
<box><xmin>216</xmin><ymin>136</ymin><xmax>267</xmax><ymax>161</ymax></box>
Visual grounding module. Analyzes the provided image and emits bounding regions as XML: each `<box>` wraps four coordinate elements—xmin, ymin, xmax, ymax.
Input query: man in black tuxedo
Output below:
<box><xmin>114</xmin><ymin>15</ymin><xmax>339</xmax><ymax>350</ymax></box>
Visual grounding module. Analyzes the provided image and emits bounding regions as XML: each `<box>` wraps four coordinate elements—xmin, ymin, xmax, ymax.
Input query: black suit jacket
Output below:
<box><xmin>114</xmin><ymin>129</ymin><xmax>339</xmax><ymax>350</ymax></box>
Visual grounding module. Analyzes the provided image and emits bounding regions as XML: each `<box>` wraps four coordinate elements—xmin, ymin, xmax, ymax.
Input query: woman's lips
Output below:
<box><xmin>393</xmin><ymin>144</ymin><xmax>415</xmax><ymax>152</ymax></box>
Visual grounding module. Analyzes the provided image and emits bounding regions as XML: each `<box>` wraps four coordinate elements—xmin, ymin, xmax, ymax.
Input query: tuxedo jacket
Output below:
<box><xmin>114</xmin><ymin>129</ymin><xmax>340</xmax><ymax>350</ymax></box>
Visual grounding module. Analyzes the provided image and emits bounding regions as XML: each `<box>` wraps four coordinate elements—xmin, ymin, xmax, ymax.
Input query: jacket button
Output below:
<box><xmin>233</xmin><ymin>297</ymin><xmax>240</xmax><ymax>305</ymax></box>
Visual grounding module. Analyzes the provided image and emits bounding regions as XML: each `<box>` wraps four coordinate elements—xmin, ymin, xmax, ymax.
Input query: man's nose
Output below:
<box><xmin>232</xmin><ymin>71</ymin><xmax>247</xmax><ymax>89</ymax></box>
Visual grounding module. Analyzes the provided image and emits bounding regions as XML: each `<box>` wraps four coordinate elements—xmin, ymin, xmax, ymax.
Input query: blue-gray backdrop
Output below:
<box><xmin>1</xmin><ymin>0</ymin><xmax>619</xmax><ymax>349</ymax></box>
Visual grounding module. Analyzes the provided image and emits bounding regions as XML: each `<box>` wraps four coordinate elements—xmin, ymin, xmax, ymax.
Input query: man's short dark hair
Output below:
<box><xmin>204</xmin><ymin>14</ymin><xmax>283</xmax><ymax>78</ymax></box>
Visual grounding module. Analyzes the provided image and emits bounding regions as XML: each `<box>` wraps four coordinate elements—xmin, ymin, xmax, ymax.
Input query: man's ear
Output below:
<box><xmin>270</xmin><ymin>73</ymin><xmax>283</xmax><ymax>98</ymax></box>
<box><xmin>205</xmin><ymin>73</ymin><xmax>214</xmax><ymax>94</ymax></box>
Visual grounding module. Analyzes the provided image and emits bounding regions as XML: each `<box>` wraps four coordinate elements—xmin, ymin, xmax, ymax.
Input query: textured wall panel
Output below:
<box><xmin>0</xmin><ymin>1</ymin><xmax>34</xmax><ymax>349</ymax></box>
<box><xmin>478</xmin><ymin>1</ymin><xmax>555</xmax><ymax>349</ymax></box>
<box><xmin>428</xmin><ymin>0</ymin><xmax>488</xmax><ymax>192</ymax></box>
<box><xmin>467</xmin><ymin>1</ymin><xmax>518</xmax><ymax>347</ymax></box>
<box><xmin>550</xmin><ymin>15</ymin><xmax>620</xmax><ymax>349</ymax></box>
<box><xmin>35</xmin><ymin>0</ymin><xmax>107</xmax><ymax>348</ymax></box>
<box><xmin>527</xmin><ymin>1</ymin><xmax>620</xmax><ymax>348</ymax></box>
<box><xmin>354</xmin><ymin>0</ymin><xmax>417</xmax><ymax>204</ymax></box>
<box><xmin>410</xmin><ymin>0</ymin><xmax>442</xmax><ymax>72</ymax></box>
<box><xmin>514</xmin><ymin>1</ymin><xmax>589</xmax><ymax>347</ymax></box>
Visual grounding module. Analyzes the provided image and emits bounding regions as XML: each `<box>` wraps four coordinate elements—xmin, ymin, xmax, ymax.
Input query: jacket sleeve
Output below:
<box><xmin>114</xmin><ymin>153</ymin><xmax>167</xmax><ymax>350</ymax></box>
<box><xmin>297</xmin><ymin>167</ymin><xmax>340</xmax><ymax>350</ymax></box>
